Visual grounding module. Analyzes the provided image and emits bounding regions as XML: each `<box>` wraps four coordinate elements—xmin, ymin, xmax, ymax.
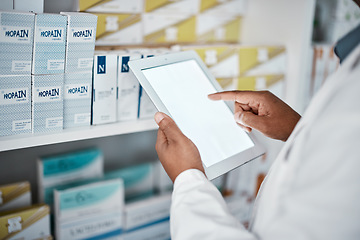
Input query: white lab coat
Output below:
<box><xmin>171</xmin><ymin>44</ymin><xmax>360</xmax><ymax>240</ymax></box>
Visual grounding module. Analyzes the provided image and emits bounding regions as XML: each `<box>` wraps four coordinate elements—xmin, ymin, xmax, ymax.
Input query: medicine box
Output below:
<box><xmin>54</xmin><ymin>179</ymin><xmax>124</xmax><ymax>240</ymax></box>
<box><xmin>61</xmin><ymin>12</ymin><xmax>97</xmax><ymax>73</ymax></box>
<box><xmin>236</xmin><ymin>74</ymin><xmax>286</xmax><ymax>97</ymax></box>
<box><xmin>200</xmin><ymin>0</ymin><xmax>248</xmax><ymax>15</ymax></box>
<box><xmin>32</xmin><ymin>13</ymin><xmax>67</xmax><ymax>75</ymax></box>
<box><xmin>117</xmin><ymin>53</ymin><xmax>141</xmax><ymax>122</ymax></box>
<box><xmin>92</xmin><ymin>54</ymin><xmax>117</xmax><ymax>125</ymax></box>
<box><xmin>144</xmin><ymin>0</ymin><xmax>200</xmax><ymax>14</ymax></box>
<box><xmin>37</xmin><ymin>148</ymin><xmax>104</xmax><ymax>205</ymax></box>
<box><xmin>196</xmin><ymin>14</ymin><xmax>242</xmax><ymax>43</ymax></box>
<box><xmin>63</xmin><ymin>71</ymin><xmax>92</xmax><ymax>128</ymax></box>
<box><xmin>0</xmin><ymin>11</ymin><xmax>35</xmax><ymax>75</ymax></box>
<box><xmin>0</xmin><ymin>204</ymin><xmax>51</xmax><ymax>240</ymax></box>
<box><xmin>143</xmin><ymin>13</ymin><xmax>196</xmax><ymax>43</ymax></box>
<box><xmin>238</xmin><ymin>46</ymin><xmax>287</xmax><ymax>76</ymax></box>
<box><xmin>32</xmin><ymin>74</ymin><xmax>64</xmax><ymax>133</ymax></box>
<box><xmin>0</xmin><ymin>75</ymin><xmax>31</xmax><ymax>136</ymax></box>
<box><xmin>93</xmin><ymin>13</ymin><xmax>143</xmax><ymax>45</ymax></box>
<box><xmin>181</xmin><ymin>44</ymin><xmax>240</xmax><ymax>78</ymax></box>
<box><xmin>124</xmin><ymin>193</ymin><xmax>171</xmax><ymax>232</ymax></box>
<box><xmin>0</xmin><ymin>181</ymin><xmax>31</xmax><ymax>212</ymax></box>
<box><xmin>104</xmin><ymin>163</ymin><xmax>155</xmax><ymax>202</ymax></box>
<box><xmin>124</xmin><ymin>220</ymin><xmax>170</xmax><ymax>240</ymax></box>
<box><xmin>77</xmin><ymin>0</ymin><xmax>143</xmax><ymax>13</ymax></box>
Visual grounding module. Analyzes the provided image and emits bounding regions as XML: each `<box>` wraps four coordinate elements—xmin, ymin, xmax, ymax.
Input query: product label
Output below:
<box><xmin>36</xmin><ymin>27</ymin><xmax>64</xmax><ymax>42</ymax></box>
<box><xmin>0</xmin><ymin>26</ymin><xmax>31</xmax><ymax>43</ymax></box>
<box><xmin>64</xmin><ymin>84</ymin><xmax>90</xmax><ymax>99</ymax></box>
<box><xmin>68</xmin><ymin>27</ymin><xmax>95</xmax><ymax>43</ymax></box>
<box><xmin>74</xmin><ymin>113</ymin><xmax>90</xmax><ymax>124</ymax></box>
<box><xmin>34</xmin><ymin>86</ymin><xmax>62</xmax><ymax>103</ymax></box>
<box><xmin>8</xmin><ymin>216</ymin><xmax>22</xmax><ymax>233</ymax></box>
<box><xmin>12</xmin><ymin>119</ymin><xmax>31</xmax><ymax>131</ymax></box>
<box><xmin>121</xmin><ymin>56</ymin><xmax>130</xmax><ymax>72</ymax></box>
<box><xmin>78</xmin><ymin>58</ymin><xmax>94</xmax><ymax>69</ymax></box>
<box><xmin>47</xmin><ymin>59</ymin><xmax>65</xmax><ymax>71</ymax></box>
<box><xmin>46</xmin><ymin>117</ymin><xmax>63</xmax><ymax>128</ymax></box>
<box><xmin>12</xmin><ymin>61</ymin><xmax>31</xmax><ymax>72</ymax></box>
<box><xmin>0</xmin><ymin>87</ymin><xmax>29</xmax><ymax>105</ymax></box>
<box><xmin>59</xmin><ymin>213</ymin><xmax>122</xmax><ymax>240</ymax></box>
<box><xmin>97</xmin><ymin>56</ymin><xmax>106</xmax><ymax>74</ymax></box>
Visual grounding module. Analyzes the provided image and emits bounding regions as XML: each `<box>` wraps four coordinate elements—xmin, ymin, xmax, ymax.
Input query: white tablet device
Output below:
<box><xmin>129</xmin><ymin>51</ymin><xmax>265</xmax><ymax>180</ymax></box>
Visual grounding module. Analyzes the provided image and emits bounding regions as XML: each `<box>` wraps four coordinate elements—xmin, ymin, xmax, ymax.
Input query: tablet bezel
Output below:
<box><xmin>129</xmin><ymin>50</ymin><xmax>265</xmax><ymax>180</ymax></box>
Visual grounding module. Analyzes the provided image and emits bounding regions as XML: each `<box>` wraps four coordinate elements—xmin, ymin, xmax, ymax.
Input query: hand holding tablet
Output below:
<box><xmin>129</xmin><ymin>51</ymin><xmax>264</xmax><ymax>180</ymax></box>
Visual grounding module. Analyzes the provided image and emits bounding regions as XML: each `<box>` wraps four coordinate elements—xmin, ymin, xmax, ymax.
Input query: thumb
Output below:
<box><xmin>154</xmin><ymin>112</ymin><xmax>184</xmax><ymax>141</ymax></box>
<box><xmin>235</xmin><ymin>111</ymin><xmax>267</xmax><ymax>133</ymax></box>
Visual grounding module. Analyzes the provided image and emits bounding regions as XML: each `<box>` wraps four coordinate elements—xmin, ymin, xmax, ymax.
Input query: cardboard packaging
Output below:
<box><xmin>181</xmin><ymin>45</ymin><xmax>240</xmax><ymax>78</ymax></box>
<box><xmin>0</xmin><ymin>182</ymin><xmax>31</xmax><ymax>212</ymax></box>
<box><xmin>196</xmin><ymin>14</ymin><xmax>242</xmax><ymax>43</ymax></box>
<box><xmin>93</xmin><ymin>13</ymin><xmax>143</xmax><ymax>45</ymax></box>
<box><xmin>0</xmin><ymin>11</ymin><xmax>35</xmax><ymax>75</ymax></box>
<box><xmin>37</xmin><ymin>149</ymin><xmax>104</xmax><ymax>206</ymax></box>
<box><xmin>77</xmin><ymin>0</ymin><xmax>143</xmax><ymax>13</ymax></box>
<box><xmin>200</xmin><ymin>0</ymin><xmax>248</xmax><ymax>15</ymax></box>
<box><xmin>117</xmin><ymin>53</ymin><xmax>141</xmax><ymax>122</ymax></box>
<box><xmin>54</xmin><ymin>179</ymin><xmax>124</xmax><ymax>240</ymax></box>
<box><xmin>238</xmin><ymin>46</ymin><xmax>287</xmax><ymax>76</ymax></box>
<box><xmin>143</xmin><ymin>13</ymin><xmax>196</xmax><ymax>43</ymax></box>
<box><xmin>124</xmin><ymin>194</ymin><xmax>171</xmax><ymax>239</ymax></box>
<box><xmin>0</xmin><ymin>204</ymin><xmax>51</xmax><ymax>240</ymax></box>
<box><xmin>0</xmin><ymin>75</ymin><xmax>31</xmax><ymax>136</ymax></box>
<box><xmin>104</xmin><ymin>163</ymin><xmax>155</xmax><ymax>202</ymax></box>
<box><xmin>32</xmin><ymin>74</ymin><xmax>64</xmax><ymax>133</ymax></box>
<box><xmin>92</xmin><ymin>54</ymin><xmax>117</xmax><ymax>125</ymax></box>
<box><xmin>63</xmin><ymin>71</ymin><xmax>92</xmax><ymax>128</ymax></box>
<box><xmin>61</xmin><ymin>12</ymin><xmax>97</xmax><ymax>73</ymax></box>
<box><xmin>144</xmin><ymin>0</ymin><xmax>200</xmax><ymax>14</ymax></box>
<box><xmin>124</xmin><ymin>221</ymin><xmax>170</xmax><ymax>240</ymax></box>
<box><xmin>32</xmin><ymin>13</ymin><xmax>67</xmax><ymax>75</ymax></box>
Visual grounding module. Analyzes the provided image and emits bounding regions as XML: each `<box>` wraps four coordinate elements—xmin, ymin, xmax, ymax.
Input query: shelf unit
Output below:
<box><xmin>0</xmin><ymin>119</ymin><xmax>157</xmax><ymax>152</ymax></box>
<box><xmin>0</xmin><ymin>0</ymin><xmax>316</xmax><ymax>207</ymax></box>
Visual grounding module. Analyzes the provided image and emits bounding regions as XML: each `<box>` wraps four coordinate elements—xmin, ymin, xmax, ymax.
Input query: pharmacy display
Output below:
<box><xmin>129</xmin><ymin>51</ymin><xmax>264</xmax><ymax>179</ymax></box>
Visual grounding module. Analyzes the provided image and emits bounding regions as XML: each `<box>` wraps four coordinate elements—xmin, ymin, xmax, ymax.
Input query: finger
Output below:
<box><xmin>208</xmin><ymin>91</ymin><xmax>255</xmax><ymax>105</ymax></box>
<box><xmin>154</xmin><ymin>112</ymin><xmax>184</xmax><ymax>141</ymax></box>
<box><xmin>239</xmin><ymin>111</ymin><xmax>268</xmax><ymax>133</ymax></box>
<box><xmin>236</xmin><ymin>122</ymin><xmax>252</xmax><ymax>133</ymax></box>
<box><xmin>235</xmin><ymin>102</ymin><xmax>251</xmax><ymax>113</ymax></box>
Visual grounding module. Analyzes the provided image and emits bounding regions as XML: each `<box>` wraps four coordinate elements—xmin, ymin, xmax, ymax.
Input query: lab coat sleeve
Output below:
<box><xmin>170</xmin><ymin>169</ymin><xmax>256</xmax><ymax>240</ymax></box>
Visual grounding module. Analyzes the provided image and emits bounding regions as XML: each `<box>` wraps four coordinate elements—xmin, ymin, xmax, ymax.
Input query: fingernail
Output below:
<box><xmin>154</xmin><ymin>112</ymin><xmax>165</xmax><ymax>125</ymax></box>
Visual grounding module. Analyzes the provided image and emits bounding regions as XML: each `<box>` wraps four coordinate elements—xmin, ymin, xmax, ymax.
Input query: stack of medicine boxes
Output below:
<box><xmin>0</xmin><ymin>11</ymin><xmax>34</xmax><ymax>136</ymax></box>
<box><xmin>61</xmin><ymin>12</ymin><xmax>97</xmax><ymax>129</ymax></box>
<box><xmin>31</xmin><ymin>13</ymin><xmax>67</xmax><ymax>134</ymax></box>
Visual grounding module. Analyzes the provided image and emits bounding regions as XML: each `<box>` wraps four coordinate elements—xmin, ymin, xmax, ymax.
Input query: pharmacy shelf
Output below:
<box><xmin>0</xmin><ymin>119</ymin><xmax>158</xmax><ymax>152</ymax></box>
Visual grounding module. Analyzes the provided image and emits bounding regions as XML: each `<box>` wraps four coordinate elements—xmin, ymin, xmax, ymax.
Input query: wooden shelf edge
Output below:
<box><xmin>0</xmin><ymin>119</ymin><xmax>158</xmax><ymax>152</ymax></box>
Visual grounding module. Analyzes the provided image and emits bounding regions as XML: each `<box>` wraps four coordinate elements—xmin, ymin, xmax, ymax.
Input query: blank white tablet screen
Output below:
<box><xmin>142</xmin><ymin>60</ymin><xmax>254</xmax><ymax>167</ymax></box>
